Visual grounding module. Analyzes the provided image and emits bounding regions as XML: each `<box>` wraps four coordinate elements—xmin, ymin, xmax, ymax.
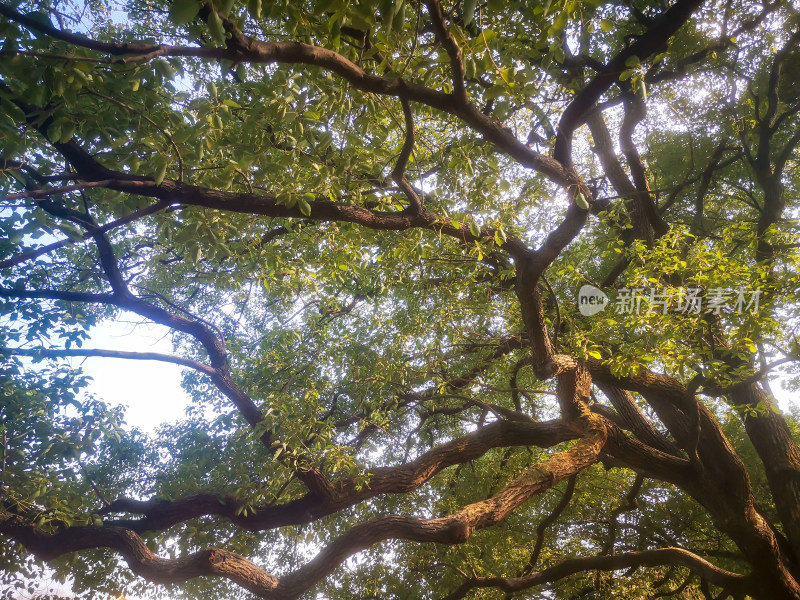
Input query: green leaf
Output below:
<box><xmin>380</xmin><ymin>0</ymin><xmax>400</xmax><ymax>31</ymax></box>
<box><xmin>619</xmin><ymin>69</ymin><xmax>634</xmax><ymax>81</ymax></box>
<box><xmin>462</xmin><ymin>0</ymin><xmax>477</xmax><ymax>26</ymax></box>
<box><xmin>247</xmin><ymin>0</ymin><xmax>262</xmax><ymax>19</ymax></box>
<box><xmin>169</xmin><ymin>0</ymin><xmax>200</xmax><ymax>24</ymax></box>
<box><xmin>298</xmin><ymin>197</ymin><xmax>312</xmax><ymax>216</ymax></box>
<box><xmin>637</xmin><ymin>78</ymin><xmax>647</xmax><ymax>101</ymax></box>
<box><xmin>574</xmin><ymin>192</ymin><xmax>589</xmax><ymax>210</ymax></box>
<box><xmin>208</xmin><ymin>11</ymin><xmax>227</xmax><ymax>44</ymax></box>
<box><xmin>155</xmin><ymin>60</ymin><xmax>177</xmax><ymax>80</ymax></box>
<box><xmin>58</xmin><ymin>123</ymin><xmax>76</xmax><ymax>144</ymax></box>
<box><xmin>624</xmin><ymin>55</ymin><xmax>641</xmax><ymax>68</ymax></box>
<box><xmin>391</xmin><ymin>2</ymin><xmax>406</xmax><ymax>31</ymax></box>
<box><xmin>153</xmin><ymin>155</ymin><xmax>169</xmax><ymax>186</ymax></box>
<box><xmin>46</xmin><ymin>121</ymin><xmax>62</xmax><ymax>143</ymax></box>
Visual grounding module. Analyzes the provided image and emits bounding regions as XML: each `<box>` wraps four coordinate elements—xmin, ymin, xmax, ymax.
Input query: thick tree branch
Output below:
<box><xmin>595</xmin><ymin>383</ymin><xmax>678</xmax><ymax>455</ymax></box>
<box><xmin>0</xmin><ymin>3</ymin><xmax>573</xmax><ymax>187</ymax></box>
<box><xmin>2</xmin><ymin>401</ymin><xmax>605</xmax><ymax>600</ymax></box>
<box><xmin>423</xmin><ymin>0</ymin><xmax>468</xmax><ymax>103</ymax></box>
<box><xmin>586</xmin><ymin>110</ymin><xmax>653</xmax><ymax>243</ymax></box>
<box><xmin>553</xmin><ymin>0</ymin><xmax>705</xmax><ymax>165</ymax></box>
<box><xmin>0</xmin><ymin>511</ymin><xmax>280</xmax><ymax>596</ymax></box>
<box><xmin>618</xmin><ymin>94</ymin><xmax>670</xmax><ymax>237</ymax></box>
<box><xmin>100</xmin><ymin>418</ymin><xmax>577</xmax><ymax>533</ymax></box>
<box><xmin>444</xmin><ymin>548</ymin><xmax>753</xmax><ymax>599</ymax></box>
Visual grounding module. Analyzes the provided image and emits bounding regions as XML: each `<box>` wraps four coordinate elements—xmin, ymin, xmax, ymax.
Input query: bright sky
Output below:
<box><xmin>75</xmin><ymin>319</ymin><xmax>191</xmax><ymax>431</ymax></box>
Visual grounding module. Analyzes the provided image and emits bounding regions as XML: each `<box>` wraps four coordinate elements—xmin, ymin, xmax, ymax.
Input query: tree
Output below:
<box><xmin>1</xmin><ymin>0</ymin><xmax>800</xmax><ymax>597</ymax></box>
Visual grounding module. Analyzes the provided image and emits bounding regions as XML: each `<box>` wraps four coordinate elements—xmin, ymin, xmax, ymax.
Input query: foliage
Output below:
<box><xmin>1</xmin><ymin>0</ymin><xmax>800</xmax><ymax>598</ymax></box>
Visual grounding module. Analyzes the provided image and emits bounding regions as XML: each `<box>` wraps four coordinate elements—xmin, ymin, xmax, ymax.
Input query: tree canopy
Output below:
<box><xmin>1</xmin><ymin>0</ymin><xmax>800</xmax><ymax>597</ymax></box>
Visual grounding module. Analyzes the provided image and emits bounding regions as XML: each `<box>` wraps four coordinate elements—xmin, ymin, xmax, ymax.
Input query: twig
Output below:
<box><xmin>0</xmin><ymin>200</ymin><xmax>170</xmax><ymax>270</ymax></box>
<box><xmin>0</xmin><ymin>346</ymin><xmax>218</xmax><ymax>376</ymax></box>
<box><xmin>78</xmin><ymin>458</ymin><xmax>111</xmax><ymax>508</ymax></box>
<box><xmin>523</xmin><ymin>474</ymin><xmax>578</xmax><ymax>573</ymax></box>
<box><xmin>4</xmin><ymin>180</ymin><xmax>115</xmax><ymax>200</ymax></box>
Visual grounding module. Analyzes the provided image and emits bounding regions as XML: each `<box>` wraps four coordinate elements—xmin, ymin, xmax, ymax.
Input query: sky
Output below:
<box><xmin>71</xmin><ymin>319</ymin><xmax>192</xmax><ymax>432</ymax></box>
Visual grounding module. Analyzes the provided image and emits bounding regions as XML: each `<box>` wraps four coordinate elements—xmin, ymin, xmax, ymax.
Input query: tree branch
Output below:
<box><xmin>391</xmin><ymin>98</ymin><xmax>423</xmax><ymax>213</ymax></box>
<box><xmin>423</xmin><ymin>0</ymin><xmax>468</xmax><ymax>103</ymax></box>
<box><xmin>0</xmin><ymin>2</ymin><xmax>573</xmax><ymax>187</ymax></box>
<box><xmin>522</xmin><ymin>474</ymin><xmax>578</xmax><ymax>573</ymax></box>
<box><xmin>2</xmin><ymin>408</ymin><xmax>605</xmax><ymax>600</ymax></box>
<box><xmin>444</xmin><ymin>548</ymin><xmax>752</xmax><ymax>599</ymax></box>
<box><xmin>0</xmin><ymin>346</ymin><xmax>216</xmax><ymax>376</ymax></box>
<box><xmin>0</xmin><ymin>200</ymin><xmax>170</xmax><ymax>270</ymax></box>
<box><xmin>601</xmin><ymin>473</ymin><xmax>644</xmax><ymax>555</ymax></box>
<box><xmin>99</xmin><ymin>418</ymin><xmax>577</xmax><ymax>534</ymax></box>
<box><xmin>553</xmin><ymin>0</ymin><xmax>705</xmax><ymax>165</ymax></box>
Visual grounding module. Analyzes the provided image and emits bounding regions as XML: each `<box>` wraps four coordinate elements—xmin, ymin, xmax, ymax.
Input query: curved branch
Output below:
<box><xmin>445</xmin><ymin>548</ymin><xmax>753</xmax><ymax>599</ymax></box>
<box><xmin>0</xmin><ymin>346</ymin><xmax>216</xmax><ymax>376</ymax></box>
<box><xmin>0</xmin><ymin>511</ymin><xmax>279</xmax><ymax>596</ymax></box>
<box><xmin>619</xmin><ymin>94</ymin><xmax>668</xmax><ymax>236</ymax></box>
<box><xmin>391</xmin><ymin>98</ymin><xmax>423</xmax><ymax>213</ymax></box>
<box><xmin>586</xmin><ymin>110</ymin><xmax>653</xmax><ymax>243</ymax></box>
<box><xmin>601</xmin><ymin>473</ymin><xmax>644</xmax><ymax>555</ymax></box>
<box><xmin>423</xmin><ymin>0</ymin><xmax>468</xmax><ymax>103</ymax></box>
<box><xmin>392</xmin><ymin>98</ymin><xmax>416</xmax><ymax>181</ymax></box>
<box><xmin>0</xmin><ymin>2</ymin><xmax>571</xmax><ymax>186</ymax></box>
<box><xmin>100</xmin><ymin>418</ymin><xmax>577</xmax><ymax>534</ymax></box>
<box><xmin>2</xmin><ymin>413</ymin><xmax>605</xmax><ymax>600</ymax></box>
<box><xmin>595</xmin><ymin>382</ymin><xmax>678</xmax><ymax>455</ymax></box>
<box><xmin>553</xmin><ymin>0</ymin><xmax>705</xmax><ymax>165</ymax></box>
<box><xmin>523</xmin><ymin>474</ymin><xmax>577</xmax><ymax>573</ymax></box>
<box><xmin>50</xmin><ymin>176</ymin><xmax>535</xmax><ymax>261</ymax></box>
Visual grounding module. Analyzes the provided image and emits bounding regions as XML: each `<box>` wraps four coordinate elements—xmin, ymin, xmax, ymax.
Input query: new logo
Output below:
<box><xmin>577</xmin><ymin>285</ymin><xmax>609</xmax><ymax>316</ymax></box>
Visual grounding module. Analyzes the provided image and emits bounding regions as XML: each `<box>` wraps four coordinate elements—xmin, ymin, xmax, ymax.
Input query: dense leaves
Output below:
<box><xmin>1</xmin><ymin>0</ymin><xmax>800</xmax><ymax>598</ymax></box>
